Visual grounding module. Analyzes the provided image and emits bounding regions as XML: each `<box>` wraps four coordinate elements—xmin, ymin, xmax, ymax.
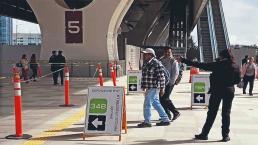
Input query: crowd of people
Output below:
<box><xmin>19</xmin><ymin>54</ymin><xmax>39</xmax><ymax>83</ymax></box>
<box><xmin>48</xmin><ymin>50</ymin><xmax>66</xmax><ymax>85</ymax></box>
<box><xmin>138</xmin><ymin>47</ymin><xmax>257</xmax><ymax>142</ymax></box>
<box><xmin>16</xmin><ymin>47</ymin><xmax>258</xmax><ymax>142</ymax></box>
<box><xmin>17</xmin><ymin>50</ymin><xmax>66</xmax><ymax>85</ymax></box>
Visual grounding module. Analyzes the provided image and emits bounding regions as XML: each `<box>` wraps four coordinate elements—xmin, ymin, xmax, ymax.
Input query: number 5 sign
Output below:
<box><xmin>65</xmin><ymin>11</ymin><xmax>83</xmax><ymax>43</ymax></box>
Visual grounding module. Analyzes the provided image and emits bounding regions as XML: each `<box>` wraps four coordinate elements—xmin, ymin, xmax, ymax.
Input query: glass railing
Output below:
<box><xmin>218</xmin><ymin>0</ymin><xmax>230</xmax><ymax>48</ymax></box>
<box><xmin>207</xmin><ymin>0</ymin><xmax>218</xmax><ymax>60</ymax></box>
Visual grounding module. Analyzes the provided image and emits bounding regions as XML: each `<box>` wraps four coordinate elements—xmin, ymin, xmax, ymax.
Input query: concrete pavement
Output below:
<box><xmin>0</xmin><ymin>71</ymin><xmax>258</xmax><ymax>145</ymax></box>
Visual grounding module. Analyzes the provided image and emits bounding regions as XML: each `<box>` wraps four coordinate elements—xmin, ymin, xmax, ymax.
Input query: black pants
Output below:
<box><xmin>201</xmin><ymin>87</ymin><xmax>234</xmax><ymax>137</ymax></box>
<box><xmin>31</xmin><ymin>68</ymin><xmax>38</xmax><ymax>79</ymax></box>
<box><xmin>53</xmin><ymin>71</ymin><xmax>59</xmax><ymax>85</ymax></box>
<box><xmin>159</xmin><ymin>84</ymin><xmax>179</xmax><ymax>119</ymax></box>
<box><xmin>243</xmin><ymin>75</ymin><xmax>255</xmax><ymax>94</ymax></box>
<box><xmin>58</xmin><ymin>70</ymin><xmax>64</xmax><ymax>85</ymax></box>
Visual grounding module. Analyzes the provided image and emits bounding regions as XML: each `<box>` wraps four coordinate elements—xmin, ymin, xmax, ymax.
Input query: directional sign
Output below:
<box><xmin>194</xmin><ymin>82</ymin><xmax>205</xmax><ymax>92</ymax></box>
<box><xmin>191</xmin><ymin>74</ymin><xmax>210</xmax><ymax>106</ymax></box>
<box><xmin>84</xmin><ymin>86</ymin><xmax>124</xmax><ymax>135</ymax></box>
<box><xmin>89</xmin><ymin>99</ymin><xmax>107</xmax><ymax>114</ymax></box>
<box><xmin>129</xmin><ymin>84</ymin><xmax>137</xmax><ymax>91</ymax></box>
<box><xmin>88</xmin><ymin>115</ymin><xmax>106</xmax><ymax>131</ymax></box>
<box><xmin>127</xmin><ymin>70</ymin><xmax>143</xmax><ymax>93</ymax></box>
<box><xmin>194</xmin><ymin>93</ymin><xmax>205</xmax><ymax>103</ymax></box>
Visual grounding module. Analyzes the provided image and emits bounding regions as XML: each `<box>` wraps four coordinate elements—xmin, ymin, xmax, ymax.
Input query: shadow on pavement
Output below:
<box><xmin>127</xmin><ymin>121</ymin><xmax>141</xmax><ymax>124</ymax></box>
<box><xmin>235</xmin><ymin>96</ymin><xmax>258</xmax><ymax>99</ymax></box>
<box><xmin>176</xmin><ymin>91</ymin><xmax>191</xmax><ymax>93</ymax></box>
<box><xmin>177</xmin><ymin>107</ymin><xmax>192</xmax><ymax>110</ymax></box>
<box><xmin>131</xmin><ymin>139</ymin><xmax>221</xmax><ymax>145</ymax></box>
<box><xmin>29</xmin><ymin>133</ymin><xmax>83</xmax><ymax>141</ymax></box>
<box><xmin>45</xmin><ymin>127</ymin><xmax>84</xmax><ymax>133</ymax></box>
<box><xmin>30</xmin><ymin>133</ymin><xmax>122</xmax><ymax>142</ymax></box>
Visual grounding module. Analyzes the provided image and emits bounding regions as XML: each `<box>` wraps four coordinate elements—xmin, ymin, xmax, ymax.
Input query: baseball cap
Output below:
<box><xmin>141</xmin><ymin>48</ymin><xmax>156</xmax><ymax>57</ymax></box>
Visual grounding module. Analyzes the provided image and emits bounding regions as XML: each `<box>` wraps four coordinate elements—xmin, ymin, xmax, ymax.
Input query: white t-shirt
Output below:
<box><xmin>245</xmin><ymin>64</ymin><xmax>255</xmax><ymax>76</ymax></box>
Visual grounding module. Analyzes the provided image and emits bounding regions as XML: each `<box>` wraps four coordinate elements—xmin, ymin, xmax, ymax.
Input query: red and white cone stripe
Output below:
<box><xmin>99</xmin><ymin>68</ymin><xmax>103</xmax><ymax>77</ymax></box>
<box><xmin>64</xmin><ymin>67</ymin><xmax>70</xmax><ymax>106</ymax></box>
<box><xmin>14</xmin><ymin>75</ymin><xmax>21</xmax><ymax>97</ymax></box>
<box><xmin>65</xmin><ymin>72</ymin><xmax>69</xmax><ymax>81</ymax></box>
<box><xmin>97</xmin><ymin>64</ymin><xmax>104</xmax><ymax>86</ymax></box>
<box><xmin>14</xmin><ymin>84</ymin><xmax>21</xmax><ymax>96</ymax></box>
<box><xmin>13</xmin><ymin>73</ymin><xmax>23</xmax><ymax>137</ymax></box>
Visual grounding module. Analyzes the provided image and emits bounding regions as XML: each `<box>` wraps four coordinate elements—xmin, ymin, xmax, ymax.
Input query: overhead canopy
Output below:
<box><xmin>0</xmin><ymin>0</ymin><xmax>37</xmax><ymax>23</ymax></box>
<box><xmin>0</xmin><ymin>0</ymin><xmax>207</xmax><ymax>31</ymax></box>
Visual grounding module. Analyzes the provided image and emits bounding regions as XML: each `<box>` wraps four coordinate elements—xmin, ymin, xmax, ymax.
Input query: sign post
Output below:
<box><xmin>83</xmin><ymin>86</ymin><xmax>124</xmax><ymax>141</ymax></box>
<box><xmin>127</xmin><ymin>70</ymin><xmax>143</xmax><ymax>94</ymax></box>
<box><xmin>191</xmin><ymin>74</ymin><xmax>210</xmax><ymax>109</ymax></box>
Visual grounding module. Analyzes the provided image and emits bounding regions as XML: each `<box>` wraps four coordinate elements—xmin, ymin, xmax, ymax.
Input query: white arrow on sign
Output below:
<box><xmin>196</xmin><ymin>95</ymin><xmax>204</xmax><ymax>102</ymax></box>
<box><xmin>92</xmin><ymin>118</ymin><xmax>103</xmax><ymax>128</ymax></box>
<box><xmin>130</xmin><ymin>85</ymin><xmax>137</xmax><ymax>90</ymax></box>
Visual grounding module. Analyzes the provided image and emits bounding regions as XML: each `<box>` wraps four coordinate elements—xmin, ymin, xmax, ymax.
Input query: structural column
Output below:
<box><xmin>26</xmin><ymin>0</ymin><xmax>133</xmax><ymax>61</ymax></box>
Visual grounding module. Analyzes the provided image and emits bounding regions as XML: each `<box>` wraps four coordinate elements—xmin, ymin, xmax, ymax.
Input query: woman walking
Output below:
<box><xmin>242</xmin><ymin>57</ymin><xmax>257</xmax><ymax>96</ymax></box>
<box><xmin>30</xmin><ymin>54</ymin><xmax>38</xmax><ymax>81</ymax></box>
<box><xmin>20</xmin><ymin>54</ymin><xmax>29</xmax><ymax>83</ymax></box>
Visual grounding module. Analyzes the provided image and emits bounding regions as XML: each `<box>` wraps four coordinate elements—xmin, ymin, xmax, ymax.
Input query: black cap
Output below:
<box><xmin>52</xmin><ymin>50</ymin><xmax>56</xmax><ymax>54</ymax></box>
<box><xmin>58</xmin><ymin>50</ymin><xmax>63</xmax><ymax>54</ymax></box>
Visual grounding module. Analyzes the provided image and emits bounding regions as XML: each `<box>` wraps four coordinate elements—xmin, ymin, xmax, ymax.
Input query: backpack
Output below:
<box><xmin>158</xmin><ymin>61</ymin><xmax>170</xmax><ymax>85</ymax></box>
<box><xmin>175</xmin><ymin>63</ymin><xmax>184</xmax><ymax>85</ymax></box>
<box><xmin>160</xmin><ymin>57</ymin><xmax>183</xmax><ymax>85</ymax></box>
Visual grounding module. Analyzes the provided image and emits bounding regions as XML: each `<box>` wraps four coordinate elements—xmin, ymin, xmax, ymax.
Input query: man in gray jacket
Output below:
<box><xmin>159</xmin><ymin>47</ymin><xmax>180</xmax><ymax>121</ymax></box>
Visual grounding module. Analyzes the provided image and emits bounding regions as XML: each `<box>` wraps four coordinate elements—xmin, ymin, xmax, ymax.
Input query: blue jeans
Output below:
<box><xmin>144</xmin><ymin>88</ymin><xmax>169</xmax><ymax>123</ymax></box>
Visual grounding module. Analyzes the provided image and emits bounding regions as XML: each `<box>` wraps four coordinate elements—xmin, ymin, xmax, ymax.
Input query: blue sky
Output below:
<box><xmin>13</xmin><ymin>0</ymin><xmax>258</xmax><ymax>45</ymax></box>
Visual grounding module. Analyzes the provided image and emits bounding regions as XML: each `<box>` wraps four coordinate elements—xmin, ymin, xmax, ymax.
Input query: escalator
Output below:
<box><xmin>197</xmin><ymin>0</ymin><xmax>230</xmax><ymax>62</ymax></box>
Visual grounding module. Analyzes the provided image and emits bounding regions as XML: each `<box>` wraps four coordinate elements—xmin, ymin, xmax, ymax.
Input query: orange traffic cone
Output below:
<box><xmin>189</xmin><ymin>67</ymin><xmax>199</xmax><ymax>83</ymax></box>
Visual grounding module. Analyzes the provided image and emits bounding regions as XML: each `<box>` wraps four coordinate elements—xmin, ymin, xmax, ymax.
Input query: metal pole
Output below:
<box><xmin>185</xmin><ymin>5</ymin><xmax>189</xmax><ymax>58</ymax></box>
<box><xmin>16</xmin><ymin>20</ymin><xmax>18</xmax><ymax>45</ymax></box>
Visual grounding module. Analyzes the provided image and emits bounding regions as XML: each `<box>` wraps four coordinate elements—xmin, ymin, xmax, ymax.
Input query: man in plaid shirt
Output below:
<box><xmin>137</xmin><ymin>48</ymin><xmax>170</xmax><ymax>128</ymax></box>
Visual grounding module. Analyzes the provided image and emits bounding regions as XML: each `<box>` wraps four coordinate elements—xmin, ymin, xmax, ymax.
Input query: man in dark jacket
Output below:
<box><xmin>178</xmin><ymin>49</ymin><xmax>241</xmax><ymax>142</ymax></box>
<box><xmin>241</xmin><ymin>55</ymin><xmax>248</xmax><ymax>66</ymax></box>
<box><xmin>49</xmin><ymin>51</ymin><xmax>58</xmax><ymax>85</ymax></box>
<box><xmin>56</xmin><ymin>51</ymin><xmax>66</xmax><ymax>85</ymax></box>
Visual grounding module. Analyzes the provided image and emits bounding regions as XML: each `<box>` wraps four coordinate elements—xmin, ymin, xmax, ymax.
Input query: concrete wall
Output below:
<box><xmin>231</xmin><ymin>48</ymin><xmax>257</xmax><ymax>67</ymax></box>
<box><xmin>26</xmin><ymin>0</ymin><xmax>133</xmax><ymax>61</ymax></box>
<box><xmin>0</xmin><ymin>45</ymin><xmax>41</xmax><ymax>76</ymax></box>
<box><xmin>0</xmin><ymin>45</ymin><xmax>126</xmax><ymax>77</ymax></box>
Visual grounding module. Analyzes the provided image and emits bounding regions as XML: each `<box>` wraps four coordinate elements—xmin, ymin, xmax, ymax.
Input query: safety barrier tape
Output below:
<box><xmin>0</xmin><ymin>68</ymin><xmax>65</xmax><ymax>86</ymax></box>
<box><xmin>92</xmin><ymin>68</ymin><xmax>98</xmax><ymax>78</ymax></box>
<box><xmin>0</xmin><ymin>61</ymin><xmax>125</xmax><ymax>65</ymax></box>
<box><xmin>1</xmin><ymin>66</ymin><xmax>99</xmax><ymax>86</ymax></box>
<box><xmin>20</xmin><ymin>68</ymin><xmax>65</xmax><ymax>83</ymax></box>
<box><xmin>1</xmin><ymin>62</ymin><xmax>121</xmax><ymax>86</ymax></box>
<box><xmin>0</xmin><ymin>76</ymin><xmax>6</xmax><ymax>80</ymax></box>
<box><xmin>2</xmin><ymin>63</ymin><xmax>124</xmax><ymax>69</ymax></box>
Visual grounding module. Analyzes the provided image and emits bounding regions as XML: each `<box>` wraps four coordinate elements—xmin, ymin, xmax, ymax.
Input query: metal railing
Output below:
<box><xmin>0</xmin><ymin>60</ymin><xmax>126</xmax><ymax>78</ymax></box>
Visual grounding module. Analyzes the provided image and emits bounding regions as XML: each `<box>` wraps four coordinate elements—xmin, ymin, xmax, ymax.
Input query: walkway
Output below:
<box><xmin>0</xmin><ymin>71</ymin><xmax>257</xmax><ymax>145</ymax></box>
